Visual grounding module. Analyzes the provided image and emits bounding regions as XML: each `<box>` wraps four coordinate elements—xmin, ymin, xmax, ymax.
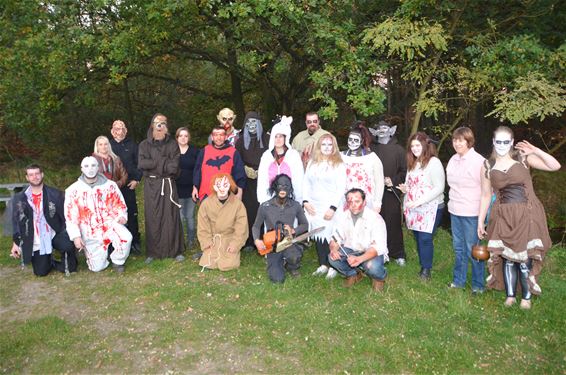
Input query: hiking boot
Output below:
<box><xmin>312</xmin><ymin>265</ymin><xmax>329</xmax><ymax>276</ymax></box>
<box><xmin>372</xmin><ymin>279</ymin><xmax>385</xmax><ymax>292</ymax></box>
<box><xmin>344</xmin><ymin>272</ymin><xmax>364</xmax><ymax>287</ymax></box>
<box><xmin>112</xmin><ymin>264</ymin><xmax>125</xmax><ymax>273</ymax></box>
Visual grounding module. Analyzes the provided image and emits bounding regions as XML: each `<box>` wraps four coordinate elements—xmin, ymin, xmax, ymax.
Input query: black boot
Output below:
<box><xmin>419</xmin><ymin>268</ymin><xmax>431</xmax><ymax>281</ymax></box>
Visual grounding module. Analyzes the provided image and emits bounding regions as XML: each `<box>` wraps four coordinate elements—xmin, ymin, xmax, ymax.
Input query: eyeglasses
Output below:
<box><xmin>494</xmin><ymin>140</ymin><xmax>511</xmax><ymax>145</ymax></box>
<box><xmin>222</xmin><ymin>117</ymin><xmax>234</xmax><ymax>122</ymax></box>
<box><xmin>306</xmin><ymin>120</ymin><xmax>319</xmax><ymax>124</ymax></box>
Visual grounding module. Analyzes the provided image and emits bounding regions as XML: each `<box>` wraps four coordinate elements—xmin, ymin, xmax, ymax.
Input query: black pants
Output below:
<box><xmin>315</xmin><ymin>239</ymin><xmax>330</xmax><ymax>267</ymax></box>
<box><xmin>381</xmin><ymin>190</ymin><xmax>405</xmax><ymax>259</ymax></box>
<box><xmin>31</xmin><ymin>230</ymin><xmax>77</xmax><ymax>276</ymax></box>
<box><xmin>266</xmin><ymin>244</ymin><xmax>303</xmax><ymax>283</ymax></box>
<box><xmin>121</xmin><ymin>186</ymin><xmax>141</xmax><ymax>245</ymax></box>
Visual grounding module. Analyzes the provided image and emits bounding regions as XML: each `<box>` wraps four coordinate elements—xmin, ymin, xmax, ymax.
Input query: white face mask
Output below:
<box><xmin>347</xmin><ymin>133</ymin><xmax>362</xmax><ymax>152</ymax></box>
<box><xmin>493</xmin><ymin>134</ymin><xmax>513</xmax><ymax>156</ymax></box>
<box><xmin>81</xmin><ymin>156</ymin><xmax>99</xmax><ymax>178</ymax></box>
<box><xmin>320</xmin><ymin>139</ymin><xmax>333</xmax><ymax>156</ymax></box>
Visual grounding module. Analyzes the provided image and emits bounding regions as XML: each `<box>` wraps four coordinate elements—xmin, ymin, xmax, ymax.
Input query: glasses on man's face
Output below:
<box><xmin>494</xmin><ymin>140</ymin><xmax>511</xmax><ymax>145</ymax></box>
<box><xmin>222</xmin><ymin>117</ymin><xmax>234</xmax><ymax>122</ymax></box>
<box><xmin>306</xmin><ymin>119</ymin><xmax>319</xmax><ymax>124</ymax></box>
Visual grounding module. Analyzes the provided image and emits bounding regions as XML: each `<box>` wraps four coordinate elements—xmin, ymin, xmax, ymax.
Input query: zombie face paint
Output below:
<box><xmin>347</xmin><ymin>133</ymin><xmax>362</xmax><ymax>152</ymax></box>
<box><xmin>245</xmin><ymin>118</ymin><xmax>259</xmax><ymax>134</ymax></box>
<box><xmin>81</xmin><ymin>156</ymin><xmax>99</xmax><ymax>179</ymax></box>
<box><xmin>346</xmin><ymin>191</ymin><xmax>365</xmax><ymax>215</ymax></box>
<box><xmin>25</xmin><ymin>168</ymin><xmax>44</xmax><ymax>187</ymax></box>
<box><xmin>211</xmin><ymin>129</ymin><xmax>227</xmax><ymax>148</ymax></box>
<box><xmin>213</xmin><ymin>176</ymin><xmax>231</xmax><ymax>199</ymax></box>
<box><xmin>111</xmin><ymin>120</ymin><xmax>127</xmax><ymax>142</ymax></box>
<box><xmin>320</xmin><ymin>138</ymin><xmax>333</xmax><ymax>156</ymax></box>
<box><xmin>410</xmin><ymin>140</ymin><xmax>423</xmax><ymax>159</ymax></box>
<box><xmin>305</xmin><ymin>114</ymin><xmax>320</xmax><ymax>135</ymax></box>
<box><xmin>493</xmin><ymin>132</ymin><xmax>513</xmax><ymax>157</ymax></box>
<box><xmin>217</xmin><ymin>109</ymin><xmax>235</xmax><ymax>131</ymax></box>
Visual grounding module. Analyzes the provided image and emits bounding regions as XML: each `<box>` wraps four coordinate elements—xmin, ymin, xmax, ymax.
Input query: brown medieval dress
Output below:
<box><xmin>486</xmin><ymin>160</ymin><xmax>552</xmax><ymax>295</ymax></box>
<box><xmin>138</xmin><ymin>129</ymin><xmax>184</xmax><ymax>259</ymax></box>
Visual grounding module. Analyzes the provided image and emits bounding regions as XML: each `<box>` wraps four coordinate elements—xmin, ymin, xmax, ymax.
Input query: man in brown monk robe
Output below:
<box><xmin>138</xmin><ymin>113</ymin><xmax>184</xmax><ymax>264</ymax></box>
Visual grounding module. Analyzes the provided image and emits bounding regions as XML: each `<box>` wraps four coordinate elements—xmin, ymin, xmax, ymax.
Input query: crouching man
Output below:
<box><xmin>329</xmin><ymin>188</ymin><xmax>388</xmax><ymax>291</ymax></box>
<box><xmin>64</xmin><ymin>156</ymin><xmax>131</xmax><ymax>272</ymax></box>
<box><xmin>10</xmin><ymin>164</ymin><xmax>78</xmax><ymax>276</ymax></box>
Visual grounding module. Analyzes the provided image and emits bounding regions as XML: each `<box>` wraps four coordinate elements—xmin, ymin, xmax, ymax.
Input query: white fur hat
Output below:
<box><xmin>268</xmin><ymin>115</ymin><xmax>293</xmax><ymax>151</ymax></box>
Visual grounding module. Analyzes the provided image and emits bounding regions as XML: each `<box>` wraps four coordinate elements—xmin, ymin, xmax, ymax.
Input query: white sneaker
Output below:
<box><xmin>395</xmin><ymin>258</ymin><xmax>406</xmax><ymax>267</ymax></box>
<box><xmin>312</xmin><ymin>265</ymin><xmax>329</xmax><ymax>276</ymax></box>
<box><xmin>326</xmin><ymin>268</ymin><xmax>338</xmax><ymax>280</ymax></box>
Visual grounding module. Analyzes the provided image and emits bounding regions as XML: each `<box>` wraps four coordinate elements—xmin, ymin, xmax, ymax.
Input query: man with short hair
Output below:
<box><xmin>329</xmin><ymin>188</ymin><xmax>388</xmax><ymax>292</ymax></box>
<box><xmin>193</xmin><ymin>125</ymin><xmax>246</xmax><ymax>202</ymax></box>
<box><xmin>109</xmin><ymin>119</ymin><xmax>142</xmax><ymax>255</ymax></box>
<box><xmin>64</xmin><ymin>157</ymin><xmax>131</xmax><ymax>272</ymax></box>
<box><xmin>291</xmin><ymin>112</ymin><xmax>330</xmax><ymax>167</ymax></box>
<box><xmin>10</xmin><ymin>164</ymin><xmax>78</xmax><ymax>276</ymax></box>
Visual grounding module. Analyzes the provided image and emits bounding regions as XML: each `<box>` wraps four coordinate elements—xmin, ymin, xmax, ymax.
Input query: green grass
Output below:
<box><xmin>1</xmin><ymin>228</ymin><xmax>565</xmax><ymax>374</ymax></box>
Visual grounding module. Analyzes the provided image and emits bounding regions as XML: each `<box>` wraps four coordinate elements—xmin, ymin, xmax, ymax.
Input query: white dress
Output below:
<box><xmin>303</xmin><ymin>160</ymin><xmax>347</xmax><ymax>241</ymax></box>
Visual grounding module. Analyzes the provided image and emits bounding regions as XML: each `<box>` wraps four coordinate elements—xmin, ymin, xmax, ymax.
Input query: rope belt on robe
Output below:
<box><xmin>149</xmin><ymin>175</ymin><xmax>182</xmax><ymax>208</ymax></box>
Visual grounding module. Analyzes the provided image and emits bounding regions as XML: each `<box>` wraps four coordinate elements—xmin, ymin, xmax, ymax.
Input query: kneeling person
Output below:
<box><xmin>329</xmin><ymin>188</ymin><xmax>388</xmax><ymax>291</ymax></box>
<box><xmin>253</xmin><ymin>174</ymin><xmax>308</xmax><ymax>283</ymax></box>
<box><xmin>198</xmin><ymin>173</ymin><xmax>248</xmax><ymax>271</ymax></box>
<box><xmin>64</xmin><ymin>157</ymin><xmax>132</xmax><ymax>272</ymax></box>
<box><xmin>10</xmin><ymin>164</ymin><xmax>78</xmax><ymax>276</ymax></box>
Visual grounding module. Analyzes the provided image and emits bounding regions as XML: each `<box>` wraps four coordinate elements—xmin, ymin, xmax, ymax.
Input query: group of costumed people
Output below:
<box><xmin>8</xmin><ymin>109</ymin><xmax>561</xmax><ymax>308</ymax></box>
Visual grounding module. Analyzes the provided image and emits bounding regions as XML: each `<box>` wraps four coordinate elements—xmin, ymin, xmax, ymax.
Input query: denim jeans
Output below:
<box><xmin>413</xmin><ymin>206</ymin><xmax>443</xmax><ymax>270</ymax></box>
<box><xmin>328</xmin><ymin>247</ymin><xmax>387</xmax><ymax>280</ymax></box>
<box><xmin>179</xmin><ymin>198</ymin><xmax>196</xmax><ymax>245</ymax></box>
<box><xmin>450</xmin><ymin>214</ymin><xmax>485</xmax><ymax>290</ymax></box>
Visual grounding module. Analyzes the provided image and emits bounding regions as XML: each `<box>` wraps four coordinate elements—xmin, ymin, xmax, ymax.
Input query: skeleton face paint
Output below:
<box><xmin>213</xmin><ymin>176</ymin><xmax>231</xmax><ymax>199</ymax></box>
<box><xmin>347</xmin><ymin>133</ymin><xmax>362</xmax><ymax>152</ymax></box>
<box><xmin>410</xmin><ymin>140</ymin><xmax>423</xmax><ymax>159</ymax></box>
<box><xmin>320</xmin><ymin>138</ymin><xmax>333</xmax><ymax>156</ymax></box>
<box><xmin>245</xmin><ymin>118</ymin><xmax>259</xmax><ymax>134</ymax></box>
<box><xmin>493</xmin><ymin>133</ymin><xmax>513</xmax><ymax>156</ymax></box>
<box><xmin>81</xmin><ymin>156</ymin><xmax>99</xmax><ymax>179</ymax></box>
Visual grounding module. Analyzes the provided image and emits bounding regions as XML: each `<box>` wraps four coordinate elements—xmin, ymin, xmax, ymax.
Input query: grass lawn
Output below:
<box><xmin>1</xmin><ymin>227</ymin><xmax>565</xmax><ymax>374</ymax></box>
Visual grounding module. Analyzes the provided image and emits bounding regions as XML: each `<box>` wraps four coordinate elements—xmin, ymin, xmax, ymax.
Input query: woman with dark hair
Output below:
<box><xmin>477</xmin><ymin>126</ymin><xmax>560</xmax><ymax>309</ymax></box>
<box><xmin>175</xmin><ymin>127</ymin><xmax>200</xmax><ymax>248</ymax></box>
<box><xmin>446</xmin><ymin>127</ymin><xmax>486</xmax><ymax>293</ymax></box>
<box><xmin>397</xmin><ymin>132</ymin><xmax>445</xmax><ymax>280</ymax></box>
<box><xmin>341</xmin><ymin>121</ymin><xmax>384</xmax><ymax>213</ymax></box>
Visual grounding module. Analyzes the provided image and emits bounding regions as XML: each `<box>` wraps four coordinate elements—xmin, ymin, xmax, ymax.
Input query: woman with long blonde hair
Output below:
<box><xmin>92</xmin><ymin>135</ymin><xmax>127</xmax><ymax>188</ymax></box>
<box><xmin>303</xmin><ymin>134</ymin><xmax>346</xmax><ymax>279</ymax></box>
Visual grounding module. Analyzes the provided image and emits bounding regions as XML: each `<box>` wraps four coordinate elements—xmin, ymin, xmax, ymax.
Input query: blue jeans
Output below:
<box><xmin>450</xmin><ymin>214</ymin><xmax>485</xmax><ymax>290</ymax></box>
<box><xmin>413</xmin><ymin>206</ymin><xmax>443</xmax><ymax>270</ymax></box>
<box><xmin>179</xmin><ymin>198</ymin><xmax>196</xmax><ymax>245</ymax></box>
<box><xmin>328</xmin><ymin>247</ymin><xmax>387</xmax><ymax>280</ymax></box>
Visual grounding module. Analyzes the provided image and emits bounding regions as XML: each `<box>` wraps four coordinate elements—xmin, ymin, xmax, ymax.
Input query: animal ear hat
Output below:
<box><xmin>268</xmin><ymin>115</ymin><xmax>293</xmax><ymax>151</ymax></box>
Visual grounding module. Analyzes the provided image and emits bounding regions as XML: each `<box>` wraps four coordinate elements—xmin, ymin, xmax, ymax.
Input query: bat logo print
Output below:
<box><xmin>206</xmin><ymin>155</ymin><xmax>231</xmax><ymax>170</ymax></box>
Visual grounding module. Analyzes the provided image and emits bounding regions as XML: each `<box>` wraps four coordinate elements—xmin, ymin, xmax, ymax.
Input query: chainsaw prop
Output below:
<box><xmin>258</xmin><ymin>225</ymin><xmax>325</xmax><ymax>256</ymax></box>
